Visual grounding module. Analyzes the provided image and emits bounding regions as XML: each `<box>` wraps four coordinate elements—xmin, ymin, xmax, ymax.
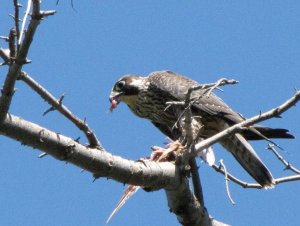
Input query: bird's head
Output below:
<box><xmin>109</xmin><ymin>75</ymin><xmax>146</xmax><ymax>112</ymax></box>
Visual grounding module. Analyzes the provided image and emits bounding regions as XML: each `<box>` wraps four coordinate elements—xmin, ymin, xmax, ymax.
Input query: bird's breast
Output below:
<box><xmin>124</xmin><ymin>91</ymin><xmax>177</xmax><ymax>126</ymax></box>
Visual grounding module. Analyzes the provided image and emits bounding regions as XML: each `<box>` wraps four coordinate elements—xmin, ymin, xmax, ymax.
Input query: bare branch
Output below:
<box><xmin>8</xmin><ymin>28</ymin><xmax>17</xmax><ymax>59</ymax></box>
<box><xmin>212</xmin><ymin>161</ymin><xmax>300</xmax><ymax>189</ymax></box>
<box><xmin>165</xmin><ymin>78</ymin><xmax>238</xmax><ymax>108</ymax></box>
<box><xmin>194</xmin><ymin>90</ymin><xmax>300</xmax><ymax>156</ymax></box>
<box><xmin>165</xmin><ymin>177</ymin><xmax>229</xmax><ymax>226</ymax></box>
<box><xmin>0</xmin><ymin>112</ymin><xmax>229</xmax><ymax>225</ymax></box>
<box><xmin>38</xmin><ymin>152</ymin><xmax>47</xmax><ymax>158</ymax></box>
<box><xmin>0</xmin><ymin>48</ymin><xmax>10</xmax><ymax>65</ymax></box>
<box><xmin>13</xmin><ymin>0</ymin><xmax>21</xmax><ymax>51</ymax></box>
<box><xmin>212</xmin><ymin>163</ymin><xmax>262</xmax><ymax>189</ymax></box>
<box><xmin>219</xmin><ymin>160</ymin><xmax>235</xmax><ymax>205</ymax></box>
<box><xmin>188</xmin><ymin>78</ymin><xmax>238</xmax><ymax>97</ymax></box>
<box><xmin>267</xmin><ymin>144</ymin><xmax>300</xmax><ymax>174</ymax></box>
<box><xmin>0</xmin><ymin>114</ymin><xmax>179</xmax><ymax>189</ymax></box>
<box><xmin>275</xmin><ymin>175</ymin><xmax>300</xmax><ymax>184</ymax></box>
<box><xmin>19</xmin><ymin>0</ymin><xmax>31</xmax><ymax>45</ymax></box>
<box><xmin>19</xmin><ymin>71</ymin><xmax>101</xmax><ymax>148</ymax></box>
<box><xmin>0</xmin><ymin>1</ymin><xmax>56</xmax><ymax>121</ymax></box>
<box><xmin>205</xmin><ymin>78</ymin><xmax>239</xmax><ymax>97</ymax></box>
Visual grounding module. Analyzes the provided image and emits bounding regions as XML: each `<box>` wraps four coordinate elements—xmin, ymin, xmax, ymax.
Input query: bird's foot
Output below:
<box><xmin>151</xmin><ymin>140</ymin><xmax>184</xmax><ymax>162</ymax></box>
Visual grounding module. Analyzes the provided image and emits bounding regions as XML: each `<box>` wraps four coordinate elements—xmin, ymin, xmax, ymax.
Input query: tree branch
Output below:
<box><xmin>0</xmin><ymin>113</ymin><xmax>178</xmax><ymax>189</ymax></box>
<box><xmin>0</xmin><ymin>113</ymin><xmax>228</xmax><ymax>225</ymax></box>
<box><xmin>0</xmin><ymin>1</ymin><xmax>56</xmax><ymax>121</ymax></box>
<box><xmin>165</xmin><ymin>178</ymin><xmax>229</xmax><ymax>226</ymax></box>
<box><xmin>194</xmin><ymin>90</ymin><xmax>300</xmax><ymax>155</ymax></box>
<box><xmin>267</xmin><ymin>144</ymin><xmax>300</xmax><ymax>174</ymax></box>
<box><xmin>18</xmin><ymin>71</ymin><xmax>101</xmax><ymax>148</ymax></box>
<box><xmin>212</xmin><ymin>163</ymin><xmax>261</xmax><ymax>189</ymax></box>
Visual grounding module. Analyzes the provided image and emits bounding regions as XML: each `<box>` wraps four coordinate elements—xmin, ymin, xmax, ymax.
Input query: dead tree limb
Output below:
<box><xmin>18</xmin><ymin>71</ymin><xmax>101</xmax><ymax>148</ymax></box>
<box><xmin>0</xmin><ymin>0</ymin><xmax>56</xmax><ymax>121</ymax></box>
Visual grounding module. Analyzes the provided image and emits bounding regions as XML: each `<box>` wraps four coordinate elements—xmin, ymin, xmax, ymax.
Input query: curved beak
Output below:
<box><xmin>109</xmin><ymin>90</ymin><xmax>123</xmax><ymax>103</ymax></box>
<box><xmin>109</xmin><ymin>90</ymin><xmax>123</xmax><ymax>112</ymax></box>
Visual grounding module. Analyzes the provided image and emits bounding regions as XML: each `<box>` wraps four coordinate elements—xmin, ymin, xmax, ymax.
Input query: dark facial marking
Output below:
<box><xmin>113</xmin><ymin>76</ymin><xmax>140</xmax><ymax>96</ymax></box>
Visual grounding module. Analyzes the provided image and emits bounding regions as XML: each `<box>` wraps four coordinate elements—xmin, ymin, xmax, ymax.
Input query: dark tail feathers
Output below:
<box><xmin>243</xmin><ymin>126</ymin><xmax>294</xmax><ymax>140</ymax></box>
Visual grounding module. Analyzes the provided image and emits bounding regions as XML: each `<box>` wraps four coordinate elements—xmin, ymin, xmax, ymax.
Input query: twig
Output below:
<box><xmin>13</xmin><ymin>0</ymin><xmax>21</xmax><ymax>51</ymax></box>
<box><xmin>8</xmin><ymin>29</ymin><xmax>16</xmax><ymax>58</ymax></box>
<box><xmin>213</xmin><ymin>161</ymin><xmax>300</xmax><ymax>189</ymax></box>
<box><xmin>0</xmin><ymin>48</ymin><xmax>10</xmax><ymax>63</ymax></box>
<box><xmin>188</xmin><ymin>78</ymin><xmax>238</xmax><ymax>96</ymax></box>
<box><xmin>205</xmin><ymin>78</ymin><xmax>238</xmax><ymax>97</ymax></box>
<box><xmin>219</xmin><ymin>160</ymin><xmax>235</xmax><ymax>205</ymax></box>
<box><xmin>212</xmin><ymin>163</ymin><xmax>262</xmax><ymax>189</ymax></box>
<box><xmin>18</xmin><ymin>0</ymin><xmax>31</xmax><ymax>45</ymax></box>
<box><xmin>19</xmin><ymin>71</ymin><xmax>101</xmax><ymax>148</ymax></box>
<box><xmin>274</xmin><ymin>175</ymin><xmax>300</xmax><ymax>184</ymax></box>
<box><xmin>166</xmin><ymin>78</ymin><xmax>238</xmax><ymax>131</ymax></box>
<box><xmin>194</xmin><ymin>90</ymin><xmax>300</xmax><ymax>156</ymax></box>
<box><xmin>267</xmin><ymin>144</ymin><xmax>300</xmax><ymax>174</ymax></box>
<box><xmin>38</xmin><ymin>152</ymin><xmax>47</xmax><ymax>158</ymax></box>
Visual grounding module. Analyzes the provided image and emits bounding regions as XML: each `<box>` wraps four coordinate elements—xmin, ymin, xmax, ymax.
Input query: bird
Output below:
<box><xmin>109</xmin><ymin>70</ymin><xmax>294</xmax><ymax>188</ymax></box>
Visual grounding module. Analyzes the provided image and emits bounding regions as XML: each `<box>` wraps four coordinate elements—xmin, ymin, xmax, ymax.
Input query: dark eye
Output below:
<box><xmin>115</xmin><ymin>80</ymin><xmax>125</xmax><ymax>91</ymax></box>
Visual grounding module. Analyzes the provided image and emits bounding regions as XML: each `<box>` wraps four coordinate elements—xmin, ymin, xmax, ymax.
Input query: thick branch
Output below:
<box><xmin>0</xmin><ymin>113</ymin><xmax>229</xmax><ymax>225</ymax></box>
<box><xmin>0</xmin><ymin>113</ymin><xmax>178</xmax><ymax>189</ymax></box>
<box><xmin>165</xmin><ymin>178</ymin><xmax>229</xmax><ymax>226</ymax></box>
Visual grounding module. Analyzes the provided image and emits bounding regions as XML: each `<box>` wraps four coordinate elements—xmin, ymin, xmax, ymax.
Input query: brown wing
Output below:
<box><xmin>147</xmin><ymin>70</ymin><xmax>245</xmax><ymax>125</ymax></box>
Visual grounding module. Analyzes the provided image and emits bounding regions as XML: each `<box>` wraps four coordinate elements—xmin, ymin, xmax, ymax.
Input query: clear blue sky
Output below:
<box><xmin>1</xmin><ymin>1</ymin><xmax>300</xmax><ymax>226</ymax></box>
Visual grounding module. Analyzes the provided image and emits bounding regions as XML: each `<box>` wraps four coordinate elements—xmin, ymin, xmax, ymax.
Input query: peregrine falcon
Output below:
<box><xmin>109</xmin><ymin>70</ymin><xmax>294</xmax><ymax>188</ymax></box>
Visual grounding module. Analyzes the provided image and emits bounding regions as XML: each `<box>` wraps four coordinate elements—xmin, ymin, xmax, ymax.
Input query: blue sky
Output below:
<box><xmin>1</xmin><ymin>1</ymin><xmax>300</xmax><ymax>225</ymax></box>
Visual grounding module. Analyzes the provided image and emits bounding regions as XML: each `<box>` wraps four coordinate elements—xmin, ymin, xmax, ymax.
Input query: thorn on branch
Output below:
<box><xmin>24</xmin><ymin>58</ymin><xmax>32</xmax><ymax>64</ymax></box>
<box><xmin>56</xmin><ymin>0</ymin><xmax>76</xmax><ymax>11</ymax></box>
<box><xmin>43</xmin><ymin>94</ymin><xmax>65</xmax><ymax>116</ymax></box>
<box><xmin>58</xmin><ymin>93</ymin><xmax>65</xmax><ymax>105</ymax></box>
<box><xmin>92</xmin><ymin>176</ymin><xmax>99</xmax><ymax>183</ymax></box>
<box><xmin>40</xmin><ymin>10</ymin><xmax>57</xmax><ymax>18</ymax></box>
<box><xmin>43</xmin><ymin>106</ymin><xmax>55</xmax><ymax>116</ymax></box>
<box><xmin>9</xmin><ymin>14</ymin><xmax>22</xmax><ymax>22</ymax></box>
<box><xmin>38</xmin><ymin>152</ymin><xmax>47</xmax><ymax>158</ymax></box>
